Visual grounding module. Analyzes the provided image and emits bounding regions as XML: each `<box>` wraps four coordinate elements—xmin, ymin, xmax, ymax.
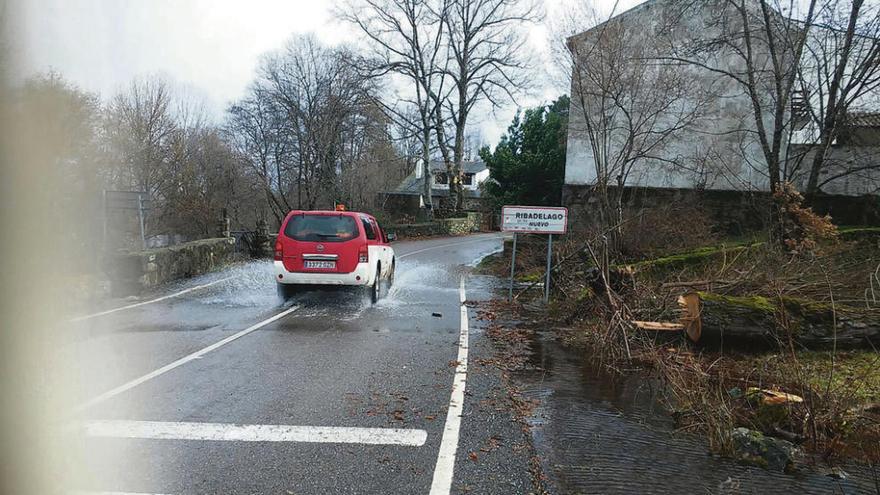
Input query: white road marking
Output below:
<box><xmin>72</xmin><ymin>305</ymin><xmax>299</xmax><ymax>412</ymax></box>
<box><xmin>71</xmin><ymin>276</ymin><xmax>236</xmax><ymax>322</ymax></box>
<box><xmin>71</xmin><ymin>491</ymin><xmax>169</xmax><ymax>495</ymax></box>
<box><xmin>81</xmin><ymin>420</ymin><xmax>427</xmax><ymax>446</ymax></box>
<box><xmin>71</xmin><ymin>235</ymin><xmax>494</xmax><ymax>322</ymax></box>
<box><xmin>429</xmin><ymin>276</ymin><xmax>470</xmax><ymax>495</ymax></box>
<box><xmin>398</xmin><ymin>234</ymin><xmax>503</xmax><ymax>259</ymax></box>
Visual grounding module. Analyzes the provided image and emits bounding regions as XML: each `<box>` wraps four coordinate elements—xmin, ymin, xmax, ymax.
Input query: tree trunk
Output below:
<box><xmin>679</xmin><ymin>292</ymin><xmax>880</xmax><ymax>350</ymax></box>
<box><xmin>451</xmin><ymin>133</ymin><xmax>464</xmax><ymax>212</ymax></box>
<box><xmin>452</xmin><ymin>60</ymin><xmax>467</xmax><ymax>212</ymax></box>
<box><xmin>805</xmin><ymin>0</ymin><xmax>864</xmax><ymax>197</ymax></box>
<box><xmin>805</xmin><ymin>134</ymin><xmax>834</xmax><ymax>197</ymax></box>
<box><xmin>421</xmin><ymin>125</ymin><xmax>434</xmax><ymax>219</ymax></box>
<box><xmin>431</xmin><ymin>101</ymin><xmax>454</xmax><ymax>213</ymax></box>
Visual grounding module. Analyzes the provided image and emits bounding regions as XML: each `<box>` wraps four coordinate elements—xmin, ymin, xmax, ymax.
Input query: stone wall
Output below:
<box><xmin>445</xmin><ymin>212</ymin><xmax>482</xmax><ymax>235</ymax></box>
<box><xmin>108</xmin><ymin>237</ymin><xmax>236</xmax><ymax>294</ymax></box>
<box><xmin>381</xmin><ymin>192</ymin><xmax>492</xmax><ymax>222</ymax></box>
<box><xmin>563</xmin><ymin>184</ymin><xmax>880</xmax><ymax>235</ymax></box>
<box><xmin>390</xmin><ymin>212</ymin><xmax>484</xmax><ymax>238</ymax></box>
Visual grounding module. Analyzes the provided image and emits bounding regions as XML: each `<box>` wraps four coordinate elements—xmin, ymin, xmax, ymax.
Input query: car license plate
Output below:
<box><xmin>304</xmin><ymin>260</ymin><xmax>335</xmax><ymax>269</ymax></box>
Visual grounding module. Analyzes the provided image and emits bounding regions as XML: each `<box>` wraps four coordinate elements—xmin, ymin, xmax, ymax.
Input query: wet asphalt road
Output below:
<box><xmin>62</xmin><ymin>233</ymin><xmax>533</xmax><ymax>494</ymax></box>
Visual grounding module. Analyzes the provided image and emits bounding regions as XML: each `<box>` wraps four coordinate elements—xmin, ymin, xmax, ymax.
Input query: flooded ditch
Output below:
<box><xmin>511</xmin><ymin>328</ymin><xmax>879</xmax><ymax>494</ymax></box>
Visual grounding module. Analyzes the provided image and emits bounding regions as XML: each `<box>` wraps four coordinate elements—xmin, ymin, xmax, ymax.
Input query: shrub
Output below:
<box><xmin>773</xmin><ymin>182</ymin><xmax>838</xmax><ymax>255</ymax></box>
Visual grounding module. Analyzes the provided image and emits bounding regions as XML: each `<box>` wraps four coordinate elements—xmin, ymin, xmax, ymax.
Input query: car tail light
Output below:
<box><xmin>274</xmin><ymin>238</ymin><xmax>283</xmax><ymax>261</ymax></box>
<box><xmin>358</xmin><ymin>244</ymin><xmax>369</xmax><ymax>263</ymax></box>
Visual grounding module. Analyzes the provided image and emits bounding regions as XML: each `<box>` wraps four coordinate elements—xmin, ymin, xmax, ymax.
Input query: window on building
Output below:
<box><xmin>433</xmin><ymin>172</ymin><xmax>448</xmax><ymax>185</ymax></box>
<box><xmin>462</xmin><ymin>173</ymin><xmax>474</xmax><ymax>186</ymax></box>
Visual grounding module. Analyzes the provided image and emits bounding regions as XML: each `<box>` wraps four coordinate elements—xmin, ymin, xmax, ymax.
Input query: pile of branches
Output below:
<box><xmin>508</xmin><ymin>218</ymin><xmax>880</xmax><ymax>464</ymax></box>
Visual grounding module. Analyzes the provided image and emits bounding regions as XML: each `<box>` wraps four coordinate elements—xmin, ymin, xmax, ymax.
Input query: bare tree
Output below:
<box><xmin>105</xmin><ymin>77</ymin><xmax>261</xmax><ymax>239</ymax></box>
<box><xmin>392</xmin><ymin>105</ymin><xmax>429</xmax><ymax>181</ymax></box>
<box><xmin>265</xmin><ymin>36</ymin><xmax>376</xmax><ymax>208</ymax></box>
<box><xmin>668</xmin><ymin>0</ymin><xmax>822</xmax><ymax>201</ymax></box>
<box><xmin>342</xmin><ymin>0</ymin><xmax>539</xmax><ymax>212</ymax></box>
<box><xmin>795</xmin><ymin>0</ymin><xmax>880</xmax><ymax>195</ymax></box>
<box><xmin>226</xmin><ymin>87</ymin><xmax>294</xmax><ymax>224</ymax></box>
<box><xmin>227</xmin><ymin>35</ymin><xmax>398</xmax><ymax>223</ymax></box>
<box><xmin>339</xmin><ymin>0</ymin><xmax>448</xmax><ymax>216</ymax></box>
<box><xmin>437</xmin><ymin>0</ymin><xmax>541</xmax><ymax>210</ymax></box>
<box><xmin>560</xmin><ymin>3</ymin><xmax>710</xmax><ymax>246</ymax></box>
<box><xmin>104</xmin><ymin>77</ymin><xmax>176</xmax><ymax>198</ymax></box>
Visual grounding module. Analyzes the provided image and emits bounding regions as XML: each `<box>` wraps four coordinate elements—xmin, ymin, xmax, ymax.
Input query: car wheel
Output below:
<box><xmin>370</xmin><ymin>266</ymin><xmax>381</xmax><ymax>304</ymax></box>
<box><xmin>277</xmin><ymin>282</ymin><xmax>296</xmax><ymax>301</ymax></box>
<box><xmin>387</xmin><ymin>260</ymin><xmax>395</xmax><ymax>288</ymax></box>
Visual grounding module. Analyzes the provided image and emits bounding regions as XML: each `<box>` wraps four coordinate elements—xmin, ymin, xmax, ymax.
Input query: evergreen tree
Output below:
<box><xmin>480</xmin><ymin>95</ymin><xmax>568</xmax><ymax>207</ymax></box>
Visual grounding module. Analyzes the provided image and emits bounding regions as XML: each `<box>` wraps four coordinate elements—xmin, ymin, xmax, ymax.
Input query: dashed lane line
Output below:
<box><xmin>71</xmin><ymin>491</ymin><xmax>170</xmax><ymax>495</ymax></box>
<box><xmin>72</xmin><ymin>305</ymin><xmax>299</xmax><ymax>413</ymax></box>
<box><xmin>70</xmin><ymin>276</ymin><xmax>236</xmax><ymax>322</ymax></box>
<box><xmin>71</xmin><ymin>235</ymin><xmax>499</xmax><ymax>321</ymax></box>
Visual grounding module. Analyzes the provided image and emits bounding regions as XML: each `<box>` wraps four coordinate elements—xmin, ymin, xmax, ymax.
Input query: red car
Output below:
<box><xmin>274</xmin><ymin>209</ymin><xmax>396</xmax><ymax>302</ymax></box>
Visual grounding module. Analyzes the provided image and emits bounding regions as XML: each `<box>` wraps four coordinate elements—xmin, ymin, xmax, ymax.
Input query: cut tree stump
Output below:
<box><xmin>677</xmin><ymin>292</ymin><xmax>880</xmax><ymax>349</ymax></box>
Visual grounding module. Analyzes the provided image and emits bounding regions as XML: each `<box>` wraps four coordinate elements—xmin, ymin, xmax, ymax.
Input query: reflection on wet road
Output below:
<box><xmin>64</xmin><ymin>233</ymin><xmax>524</xmax><ymax>495</ymax></box>
<box><xmin>62</xmin><ymin>231</ymin><xmax>876</xmax><ymax>494</ymax></box>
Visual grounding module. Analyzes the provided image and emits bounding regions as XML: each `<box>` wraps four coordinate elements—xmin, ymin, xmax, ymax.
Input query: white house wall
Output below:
<box><xmin>791</xmin><ymin>146</ymin><xmax>880</xmax><ymax>196</ymax></box>
<box><xmin>563</xmin><ymin>0</ymin><xmax>825</xmax><ymax>195</ymax></box>
<box><xmin>472</xmin><ymin>169</ymin><xmax>490</xmax><ymax>189</ymax></box>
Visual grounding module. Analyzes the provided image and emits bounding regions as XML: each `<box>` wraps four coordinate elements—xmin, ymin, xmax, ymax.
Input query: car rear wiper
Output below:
<box><xmin>316</xmin><ymin>233</ymin><xmax>340</xmax><ymax>238</ymax></box>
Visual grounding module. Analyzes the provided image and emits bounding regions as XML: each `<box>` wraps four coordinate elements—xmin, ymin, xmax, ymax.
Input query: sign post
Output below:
<box><xmin>544</xmin><ymin>234</ymin><xmax>553</xmax><ymax>303</ymax></box>
<box><xmin>508</xmin><ymin>233</ymin><xmax>517</xmax><ymax>301</ymax></box>
<box><xmin>501</xmin><ymin>206</ymin><xmax>568</xmax><ymax>304</ymax></box>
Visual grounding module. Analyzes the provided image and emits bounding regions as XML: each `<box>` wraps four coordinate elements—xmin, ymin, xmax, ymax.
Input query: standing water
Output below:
<box><xmin>515</xmin><ymin>330</ymin><xmax>878</xmax><ymax>494</ymax></box>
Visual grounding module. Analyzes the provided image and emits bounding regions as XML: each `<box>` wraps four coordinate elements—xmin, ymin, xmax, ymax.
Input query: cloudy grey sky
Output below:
<box><xmin>11</xmin><ymin>0</ymin><xmax>641</xmax><ymax>144</ymax></box>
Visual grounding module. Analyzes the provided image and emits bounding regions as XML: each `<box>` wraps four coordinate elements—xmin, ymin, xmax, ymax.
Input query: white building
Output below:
<box><xmin>385</xmin><ymin>159</ymin><xmax>491</xmax><ymax>215</ymax></box>
<box><xmin>564</xmin><ymin>0</ymin><xmax>880</xmax><ymax>199</ymax></box>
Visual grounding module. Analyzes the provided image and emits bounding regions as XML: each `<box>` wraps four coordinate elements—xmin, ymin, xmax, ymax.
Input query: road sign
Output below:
<box><xmin>501</xmin><ymin>206</ymin><xmax>568</xmax><ymax>234</ymax></box>
<box><xmin>502</xmin><ymin>205</ymin><xmax>568</xmax><ymax>304</ymax></box>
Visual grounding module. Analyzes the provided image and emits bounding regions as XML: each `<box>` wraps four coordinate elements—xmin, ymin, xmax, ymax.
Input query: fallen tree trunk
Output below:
<box><xmin>625</xmin><ymin>244</ymin><xmax>756</xmax><ymax>273</ymax></box>
<box><xmin>678</xmin><ymin>292</ymin><xmax>880</xmax><ymax>350</ymax></box>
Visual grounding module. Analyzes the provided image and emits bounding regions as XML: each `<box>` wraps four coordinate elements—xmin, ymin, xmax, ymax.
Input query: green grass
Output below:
<box><xmin>839</xmin><ymin>226</ymin><xmax>880</xmax><ymax>241</ymax></box>
<box><xmin>798</xmin><ymin>350</ymin><xmax>880</xmax><ymax>403</ymax></box>
<box><xmin>625</xmin><ymin>243</ymin><xmax>758</xmax><ymax>271</ymax></box>
<box><xmin>474</xmin><ymin>251</ymin><xmax>505</xmax><ymax>274</ymax></box>
<box><xmin>700</xmin><ymin>292</ymin><xmax>777</xmax><ymax>312</ymax></box>
<box><xmin>741</xmin><ymin>350</ymin><xmax>880</xmax><ymax>404</ymax></box>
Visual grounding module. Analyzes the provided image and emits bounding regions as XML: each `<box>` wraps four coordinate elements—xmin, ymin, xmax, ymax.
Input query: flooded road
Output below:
<box><xmin>55</xmin><ymin>232</ymin><xmax>879</xmax><ymax>494</ymax></box>
<box><xmin>515</xmin><ymin>329</ymin><xmax>879</xmax><ymax>494</ymax></box>
<box><xmin>61</xmin><ymin>233</ymin><xmax>536</xmax><ymax>495</ymax></box>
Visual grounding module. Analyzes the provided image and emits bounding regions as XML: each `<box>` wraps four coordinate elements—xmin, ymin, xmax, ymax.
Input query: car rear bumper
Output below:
<box><xmin>274</xmin><ymin>260</ymin><xmax>372</xmax><ymax>286</ymax></box>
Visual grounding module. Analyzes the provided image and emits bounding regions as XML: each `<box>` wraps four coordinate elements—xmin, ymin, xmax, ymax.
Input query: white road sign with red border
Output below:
<box><xmin>501</xmin><ymin>206</ymin><xmax>568</xmax><ymax>234</ymax></box>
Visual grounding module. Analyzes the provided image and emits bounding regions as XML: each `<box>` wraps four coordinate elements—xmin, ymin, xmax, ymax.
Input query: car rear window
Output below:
<box><xmin>284</xmin><ymin>215</ymin><xmax>359</xmax><ymax>242</ymax></box>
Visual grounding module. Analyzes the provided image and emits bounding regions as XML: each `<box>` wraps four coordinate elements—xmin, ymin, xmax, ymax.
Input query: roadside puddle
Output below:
<box><xmin>513</xmin><ymin>329</ymin><xmax>878</xmax><ymax>494</ymax></box>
